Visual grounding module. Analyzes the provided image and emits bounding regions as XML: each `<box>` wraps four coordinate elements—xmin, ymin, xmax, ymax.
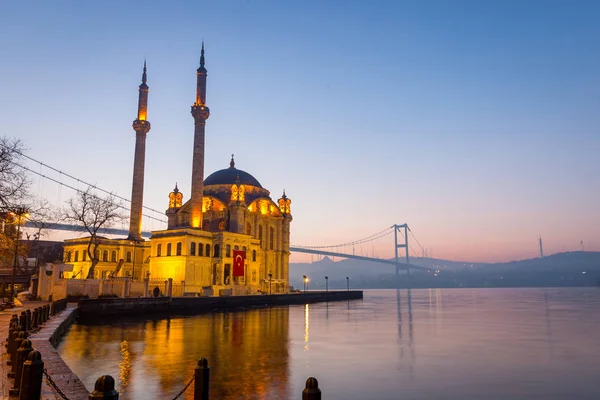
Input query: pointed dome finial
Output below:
<box><xmin>142</xmin><ymin>60</ymin><xmax>147</xmax><ymax>83</ymax></box>
<box><xmin>230</xmin><ymin>154</ymin><xmax>235</xmax><ymax>169</ymax></box>
<box><xmin>200</xmin><ymin>41</ymin><xmax>205</xmax><ymax>68</ymax></box>
<box><xmin>173</xmin><ymin>182</ymin><xmax>179</xmax><ymax>194</ymax></box>
<box><xmin>282</xmin><ymin>189</ymin><xmax>287</xmax><ymax>199</ymax></box>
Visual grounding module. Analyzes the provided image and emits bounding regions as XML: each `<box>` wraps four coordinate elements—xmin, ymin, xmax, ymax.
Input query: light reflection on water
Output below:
<box><xmin>57</xmin><ymin>288</ymin><xmax>600</xmax><ymax>399</ymax></box>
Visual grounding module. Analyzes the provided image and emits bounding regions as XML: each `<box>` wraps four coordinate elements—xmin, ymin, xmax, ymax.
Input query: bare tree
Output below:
<box><xmin>0</xmin><ymin>136</ymin><xmax>30</xmax><ymax>212</ymax></box>
<box><xmin>63</xmin><ymin>186</ymin><xmax>126</xmax><ymax>279</ymax></box>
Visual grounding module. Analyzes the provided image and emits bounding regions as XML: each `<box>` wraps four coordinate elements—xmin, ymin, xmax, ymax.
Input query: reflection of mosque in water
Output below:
<box><xmin>58</xmin><ymin>308</ymin><xmax>290</xmax><ymax>399</ymax></box>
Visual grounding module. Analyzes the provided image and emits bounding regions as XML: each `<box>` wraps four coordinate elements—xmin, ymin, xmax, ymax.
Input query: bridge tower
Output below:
<box><xmin>128</xmin><ymin>61</ymin><xmax>151</xmax><ymax>241</ymax></box>
<box><xmin>190</xmin><ymin>42</ymin><xmax>210</xmax><ymax>229</ymax></box>
<box><xmin>393</xmin><ymin>224</ymin><xmax>410</xmax><ymax>275</ymax></box>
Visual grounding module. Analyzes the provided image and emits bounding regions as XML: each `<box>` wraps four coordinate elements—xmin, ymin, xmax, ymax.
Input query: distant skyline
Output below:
<box><xmin>1</xmin><ymin>1</ymin><xmax>599</xmax><ymax>263</ymax></box>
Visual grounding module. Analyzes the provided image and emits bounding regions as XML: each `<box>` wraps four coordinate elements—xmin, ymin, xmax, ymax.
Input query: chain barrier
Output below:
<box><xmin>43</xmin><ymin>368</ymin><xmax>71</xmax><ymax>400</ymax></box>
<box><xmin>172</xmin><ymin>374</ymin><xmax>195</xmax><ymax>400</ymax></box>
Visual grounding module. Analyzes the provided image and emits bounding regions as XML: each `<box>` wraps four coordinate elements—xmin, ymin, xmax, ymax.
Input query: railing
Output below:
<box><xmin>6</xmin><ymin>316</ymin><xmax>323</xmax><ymax>400</ymax></box>
<box><xmin>5</xmin><ymin>303</ymin><xmax>323</xmax><ymax>399</ymax></box>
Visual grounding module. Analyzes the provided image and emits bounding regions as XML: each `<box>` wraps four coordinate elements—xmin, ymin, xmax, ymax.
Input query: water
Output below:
<box><xmin>57</xmin><ymin>288</ymin><xmax>600</xmax><ymax>399</ymax></box>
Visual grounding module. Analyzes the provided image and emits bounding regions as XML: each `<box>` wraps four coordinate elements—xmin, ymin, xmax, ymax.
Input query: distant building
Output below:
<box><xmin>63</xmin><ymin>46</ymin><xmax>293</xmax><ymax>295</ymax></box>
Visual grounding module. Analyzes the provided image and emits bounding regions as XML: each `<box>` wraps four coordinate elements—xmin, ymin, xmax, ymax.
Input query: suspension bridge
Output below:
<box><xmin>10</xmin><ymin>145</ymin><xmax>432</xmax><ymax>274</ymax></box>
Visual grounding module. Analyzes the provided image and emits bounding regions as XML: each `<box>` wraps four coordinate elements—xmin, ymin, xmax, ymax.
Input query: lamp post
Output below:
<box><xmin>325</xmin><ymin>276</ymin><xmax>328</xmax><ymax>292</ymax></box>
<box><xmin>10</xmin><ymin>207</ymin><xmax>29</xmax><ymax>303</ymax></box>
<box><xmin>346</xmin><ymin>276</ymin><xmax>349</xmax><ymax>291</ymax></box>
<box><xmin>303</xmin><ymin>275</ymin><xmax>308</xmax><ymax>293</ymax></box>
<box><xmin>268</xmin><ymin>272</ymin><xmax>272</xmax><ymax>295</ymax></box>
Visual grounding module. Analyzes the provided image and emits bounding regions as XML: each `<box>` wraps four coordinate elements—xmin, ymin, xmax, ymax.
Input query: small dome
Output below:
<box><xmin>204</xmin><ymin>155</ymin><xmax>263</xmax><ymax>188</ymax></box>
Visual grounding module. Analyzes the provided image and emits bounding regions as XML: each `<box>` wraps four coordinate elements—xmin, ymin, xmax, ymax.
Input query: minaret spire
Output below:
<box><xmin>129</xmin><ymin>61</ymin><xmax>151</xmax><ymax>240</ymax></box>
<box><xmin>190</xmin><ymin>45</ymin><xmax>210</xmax><ymax>228</ymax></box>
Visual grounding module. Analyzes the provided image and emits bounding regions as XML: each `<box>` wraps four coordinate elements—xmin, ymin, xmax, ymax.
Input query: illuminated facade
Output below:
<box><xmin>63</xmin><ymin>46</ymin><xmax>293</xmax><ymax>295</ymax></box>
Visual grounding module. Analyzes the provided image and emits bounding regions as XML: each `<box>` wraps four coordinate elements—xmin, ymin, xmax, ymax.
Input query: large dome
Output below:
<box><xmin>204</xmin><ymin>167</ymin><xmax>263</xmax><ymax>188</ymax></box>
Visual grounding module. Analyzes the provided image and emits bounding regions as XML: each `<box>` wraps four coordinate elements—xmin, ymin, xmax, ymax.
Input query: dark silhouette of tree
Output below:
<box><xmin>63</xmin><ymin>186</ymin><xmax>125</xmax><ymax>279</ymax></box>
<box><xmin>0</xmin><ymin>136</ymin><xmax>30</xmax><ymax>212</ymax></box>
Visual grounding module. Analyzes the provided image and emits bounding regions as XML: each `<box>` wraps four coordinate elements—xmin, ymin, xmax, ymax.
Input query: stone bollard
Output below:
<box><xmin>31</xmin><ymin>309</ymin><xmax>38</xmax><ymax>329</ymax></box>
<box><xmin>19</xmin><ymin>350</ymin><xmax>44</xmax><ymax>400</ymax></box>
<box><xmin>302</xmin><ymin>377</ymin><xmax>322</xmax><ymax>400</ymax></box>
<box><xmin>36</xmin><ymin>307</ymin><xmax>42</xmax><ymax>326</ymax></box>
<box><xmin>9</xmin><ymin>338</ymin><xmax>33</xmax><ymax>396</ymax></box>
<box><xmin>19</xmin><ymin>312</ymin><xmax>27</xmax><ymax>333</ymax></box>
<box><xmin>89</xmin><ymin>375</ymin><xmax>119</xmax><ymax>400</ymax></box>
<box><xmin>9</xmin><ymin>331</ymin><xmax>26</xmax><ymax>379</ymax></box>
<box><xmin>50</xmin><ymin>302</ymin><xmax>55</xmax><ymax>316</ymax></box>
<box><xmin>44</xmin><ymin>304</ymin><xmax>50</xmax><ymax>321</ymax></box>
<box><xmin>7</xmin><ymin>321</ymin><xmax>17</xmax><ymax>365</ymax></box>
<box><xmin>25</xmin><ymin>310</ymin><xmax>32</xmax><ymax>331</ymax></box>
<box><xmin>194</xmin><ymin>358</ymin><xmax>210</xmax><ymax>400</ymax></box>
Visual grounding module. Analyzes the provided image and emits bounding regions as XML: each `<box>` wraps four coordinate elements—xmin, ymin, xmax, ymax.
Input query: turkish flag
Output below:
<box><xmin>233</xmin><ymin>249</ymin><xmax>245</xmax><ymax>277</ymax></box>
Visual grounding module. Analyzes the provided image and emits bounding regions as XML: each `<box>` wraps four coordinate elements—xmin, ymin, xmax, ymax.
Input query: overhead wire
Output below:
<box><xmin>1</xmin><ymin>141</ymin><xmax>166</xmax><ymax>216</ymax></box>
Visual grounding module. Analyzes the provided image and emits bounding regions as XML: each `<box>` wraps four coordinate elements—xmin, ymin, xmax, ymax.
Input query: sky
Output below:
<box><xmin>1</xmin><ymin>0</ymin><xmax>599</xmax><ymax>263</ymax></box>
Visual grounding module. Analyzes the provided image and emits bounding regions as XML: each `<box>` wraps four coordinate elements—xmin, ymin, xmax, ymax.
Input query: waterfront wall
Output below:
<box><xmin>78</xmin><ymin>290</ymin><xmax>363</xmax><ymax>319</ymax></box>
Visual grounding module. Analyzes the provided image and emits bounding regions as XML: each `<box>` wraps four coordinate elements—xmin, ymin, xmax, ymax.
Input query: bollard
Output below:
<box><xmin>25</xmin><ymin>310</ymin><xmax>32</xmax><ymax>331</ymax></box>
<box><xmin>194</xmin><ymin>358</ymin><xmax>210</xmax><ymax>400</ymax></box>
<box><xmin>7</xmin><ymin>321</ymin><xmax>16</xmax><ymax>365</ymax></box>
<box><xmin>50</xmin><ymin>302</ymin><xmax>54</xmax><ymax>316</ymax></box>
<box><xmin>9</xmin><ymin>338</ymin><xmax>33</xmax><ymax>396</ymax></box>
<box><xmin>19</xmin><ymin>350</ymin><xmax>44</xmax><ymax>400</ymax></box>
<box><xmin>302</xmin><ymin>377</ymin><xmax>322</xmax><ymax>400</ymax></box>
<box><xmin>19</xmin><ymin>312</ymin><xmax>27</xmax><ymax>333</ymax></box>
<box><xmin>89</xmin><ymin>375</ymin><xmax>119</xmax><ymax>400</ymax></box>
<box><xmin>31</xmin><ymin>309</ymin><xmax>38</xmax><ymax>329</ymax></box>
<box><xmin>44</xmin><ymin>304</ymin><xmax>50</xmax><ymax>321</ymax></box>
<box><xmin>36</xmin><ymin>307</ymin><xmax>42</xmax><ymax>326</ymax></box>
<box><xmin>9</xmin><ymin>331</ymin><xmax>25</xmax><ymax>379</ymax></box>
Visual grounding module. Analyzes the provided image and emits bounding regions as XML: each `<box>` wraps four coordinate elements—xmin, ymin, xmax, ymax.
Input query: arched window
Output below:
<box><xmin>226</xmin><ymin>245</ymin><xmax>231</xmax><ymax>257</ymax></box>
<box><xmin>269</xmin><ymin>227</ymin><xmax>274</xmax><ymax>250</ymax></box>
<box><xmin>65</xmin><ymin>251</ymin><xmax>71</xmax><ymax>262</ymax></box>
<box><xmin>83</xmin><ymin>252</ymin><xmax>87</xmax><ymax>261</ymax></box>
<box><xmin>242</xmin><ymin>246</ymin><xmax>246</xmax><ymax>255</ymax></box>
<box><xmin>205</xmin><ymin>244</ymin><xmax>211</xmax><ymax>257</ymax></box>
<box><xmin>74</xmin><ymin>251</ymin><xmax>79</xmax><ymax>262</ymax></box>
<box><xmin>190</xmin><ymin>242</ymin><xmax>196</xmax><ymax>256</ymax></box>
<box><xmin>166</xmin><ymin>243</ymin><xmax>172</xmax><ymax>256</ymax></box>
<box><xmin>252</xmin><ymin>250</ymin><xmax>256</xmax><ymax>262</ymax></box>
<box><xmin>111</xmin><ymin>251</ymin><xmax>117</xmax><ymax>262</ymax></box>
<box><xmin>102</xmin><ymin>250</ymin><xmax>108</xmax><ymax>262</ymax></box>
<box><xmin>157</xmin><ymin>244</ymin><xmax>162</xmax><ymax>257</ymax></box>
<box><xmin>246</xmin><ymin>222</ymin><xmax>252</xmax><ymax>235</ymax></box>
<box><xmin>198</xmin><ymin>243</ymin><xmax>203</xmax><ymax>257</ymax></box>
<box><xmin>214</xmin><ymin>244</ymin><xmax>220</xmax><ymax>258</ymax></box>
<box><xmin>176</xmin><ymin>242</ymin><xmax>182</xmax><ymax>256</ymax></box>
<box><xmin>126</xmin><ymin>251</ymin><xmax>132</xmax><ymax>263</ymax></box>
<box><xmin>258</xmin><ymin>225</ymin><xmax>263</xmax><ymax>245</ymax></box>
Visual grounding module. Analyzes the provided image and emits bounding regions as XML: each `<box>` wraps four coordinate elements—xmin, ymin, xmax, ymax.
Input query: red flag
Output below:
<box><xmin>233</xmin><ymin>249</ymin><xmax>245</xmax><ymax>277</ymax></box>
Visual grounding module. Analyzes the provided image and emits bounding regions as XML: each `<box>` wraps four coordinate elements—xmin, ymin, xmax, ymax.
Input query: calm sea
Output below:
<box><xmin>57</xmin><ymin>288</ymin><xmax>600</xmax><ymax>399</ymax></box>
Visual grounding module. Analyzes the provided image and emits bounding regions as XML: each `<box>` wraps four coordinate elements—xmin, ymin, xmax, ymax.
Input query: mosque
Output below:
<box><xmin>62</xmin><ymin>46</ymin><xmax>293</xmax><ymax>296</ymax></box>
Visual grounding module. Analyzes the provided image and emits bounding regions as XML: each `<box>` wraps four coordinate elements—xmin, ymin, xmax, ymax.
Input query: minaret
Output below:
<box><xmin>128</xmin><ymin>61</ymin><xmax>151</xmax><ymax>240</ymax></box>
<box><xmin>190</xmin><ymin>43</ymin><xmax>210</xmax><ymax>228</ymax></box>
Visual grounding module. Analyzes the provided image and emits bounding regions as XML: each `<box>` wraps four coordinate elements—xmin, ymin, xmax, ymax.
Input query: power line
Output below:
<box><xmin>16</xmin><ymin>162</ymin><xmax>167</xmax><ymax>224</ymax></box>
<box><xmin>1</xmin><ymin>141</ymin><xmax>166</xmax><ymax>216</ymax></box>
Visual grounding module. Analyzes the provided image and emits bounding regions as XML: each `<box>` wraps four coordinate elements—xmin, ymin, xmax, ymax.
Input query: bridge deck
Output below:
<box><xmin>289</xmin><ymin>247</ymin><xmax>430</xmax><ymax>271</ymax></box>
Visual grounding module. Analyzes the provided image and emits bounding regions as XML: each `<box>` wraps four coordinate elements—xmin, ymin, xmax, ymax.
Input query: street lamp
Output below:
<box><xmin>346</xmin><ymin>276</ymin><xmax>349</xmax><ymax>291</ymax></box>
<box><xmin>325</xmin><ymin>276</ymin><xmax>329</xmax><ymax>292</ymax></box>
<box><xmin>303</xmin><ymin>275</ymin><xmax>308</xmax><ymax>293</ymax></box>
<box><xmin>10</xmin><ymin>207</ymin><xmax>29</xmax><ymax>303</ymax></box>
<box><xmin>268</xmin><ymin>272</ymin><xmax>272</xmax><ymax>295</ymax></box>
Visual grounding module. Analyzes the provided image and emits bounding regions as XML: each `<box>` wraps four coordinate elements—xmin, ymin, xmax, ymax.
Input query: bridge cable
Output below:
<box><xmin>293</xmin><ymin>226</ymin><xmax>393</xmax><ymax>249</ymax></box>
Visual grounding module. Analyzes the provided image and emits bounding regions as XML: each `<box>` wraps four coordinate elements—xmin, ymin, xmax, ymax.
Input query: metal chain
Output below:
<box><xmin>172</xmin><ymin>375</ymin><xmax>195</xmax><ymax>400</ymax></box>
<box><xmin>43</xmin><ymin>368</ymin><xmax>71</xmax><ymax>400</ymax></box>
